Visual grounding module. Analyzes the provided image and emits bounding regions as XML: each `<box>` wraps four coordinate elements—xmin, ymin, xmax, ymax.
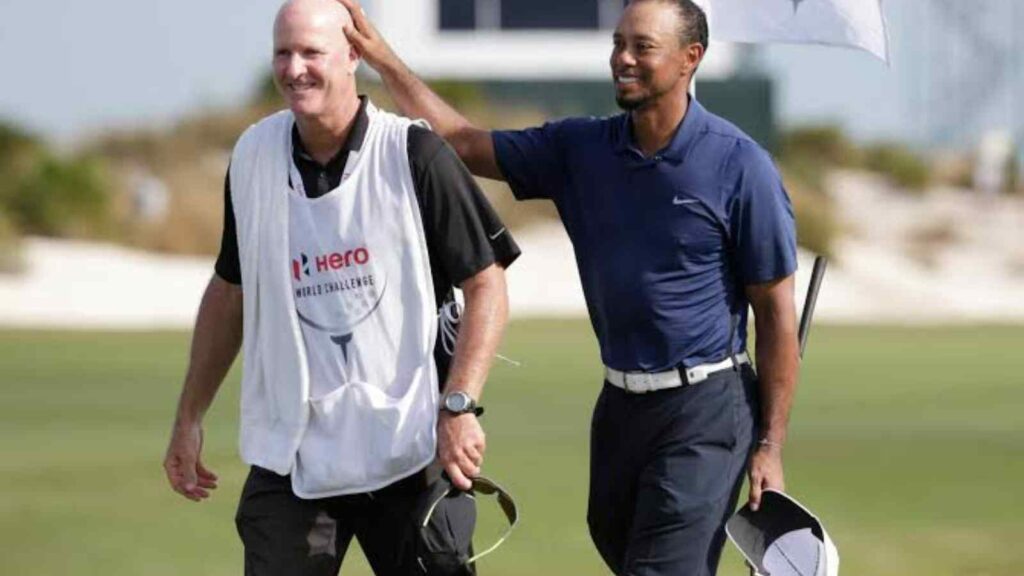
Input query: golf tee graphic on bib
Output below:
<box><xmin>289</xmin><ymin>193</ymin><xmax>387</xmax><ymax>393</ymax></box>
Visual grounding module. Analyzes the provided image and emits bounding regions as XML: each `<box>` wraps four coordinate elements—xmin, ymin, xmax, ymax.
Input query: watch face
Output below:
<box><xmin>445</xmin><ymin>392</ymin><xmax>471</xmax><ymax>412</ymax></box>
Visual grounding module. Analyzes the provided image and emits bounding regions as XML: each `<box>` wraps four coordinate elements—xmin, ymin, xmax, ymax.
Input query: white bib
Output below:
<box><xmin>287</xmin><ymin>107</ymin><xmax>439</xmax><ymax>497</ymax></box>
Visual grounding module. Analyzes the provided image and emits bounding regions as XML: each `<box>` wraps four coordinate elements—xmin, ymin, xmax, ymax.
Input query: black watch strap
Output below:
<box><xmin>441</xmin><ymin>405</ymin><xmax>484</xmax><ymax>417</ymax></box>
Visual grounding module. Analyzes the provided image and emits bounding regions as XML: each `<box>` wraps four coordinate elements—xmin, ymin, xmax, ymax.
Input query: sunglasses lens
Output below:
<box><xmin>498</xmin><ymin>494</ymin><xmax>518</xmax><ymax>522</ymax></box>
<box><xmin>470</xmin><ymin>479</ymin><xmax>517</xmax><ymax>524</ymax></box>
<box><xmin>472</xmin><ymin>480</ymin><xmax>495</xmax><ymax>495</ymax></box>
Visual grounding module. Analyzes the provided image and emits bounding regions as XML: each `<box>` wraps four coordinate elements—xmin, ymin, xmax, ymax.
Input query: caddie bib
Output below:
<box><xmin>285</xmin><ymin>109</ymin><xmax>439</xmax><ymax>497</ymax></box>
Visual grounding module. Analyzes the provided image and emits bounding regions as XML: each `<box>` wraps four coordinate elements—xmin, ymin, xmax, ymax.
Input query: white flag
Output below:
<box><xmin>694</xmin><ymin>0</ymin><xmax>889</xmax><ymax>62</ymax></box>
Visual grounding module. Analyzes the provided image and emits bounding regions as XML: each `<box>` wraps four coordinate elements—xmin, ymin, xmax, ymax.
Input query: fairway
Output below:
<box><xmin>1</xmin><ymin>321</ymin><xmax>1022</xmax><ymax>576</ymax></box>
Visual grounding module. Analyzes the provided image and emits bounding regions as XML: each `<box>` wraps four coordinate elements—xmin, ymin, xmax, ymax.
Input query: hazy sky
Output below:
<box><xmin>1</xmin><ymin>0</ymin><xmax>1018</xmax><ymax>153</ymax></box>
<box><xmin>0</xmin><ymin>0</ymin><xmax>281</xmax><ymax>143</ymax></box>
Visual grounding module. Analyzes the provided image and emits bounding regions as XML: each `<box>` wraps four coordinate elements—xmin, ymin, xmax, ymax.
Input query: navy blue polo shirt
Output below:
<box><xmin>493</xmin><ymin>98</ymin><xmax>797</xmax><ymax>372</ymax></box>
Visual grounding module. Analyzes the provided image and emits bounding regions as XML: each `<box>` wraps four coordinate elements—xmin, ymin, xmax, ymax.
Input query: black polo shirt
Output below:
<box><xmin>216</xmin><ymin>98</ymin><xmax>520</xmax><ymax>379</ymax></box>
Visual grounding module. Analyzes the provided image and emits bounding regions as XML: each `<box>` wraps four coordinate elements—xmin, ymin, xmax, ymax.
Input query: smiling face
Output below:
<box><xmin>610</xmin><ymin>0</ymin><xmax>702</xmax><ymax>111</ymax></box>
<box><xmin>272</xmin><ymin>0</ymin><xmax>358</xmax><ymax>122</ymax></box>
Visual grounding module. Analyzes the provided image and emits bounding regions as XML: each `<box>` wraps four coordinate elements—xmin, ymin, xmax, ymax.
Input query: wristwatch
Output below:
<box><xmin>441</xmin><ymin>391</ymin><xmax>484</xmax><ymax>417</ymax></box>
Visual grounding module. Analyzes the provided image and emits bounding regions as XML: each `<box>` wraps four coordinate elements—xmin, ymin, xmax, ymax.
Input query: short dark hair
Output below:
<box><xmin>629</xmin><ymin>0</ymin><xmax>709</xmax><ymax>51</ymax></box>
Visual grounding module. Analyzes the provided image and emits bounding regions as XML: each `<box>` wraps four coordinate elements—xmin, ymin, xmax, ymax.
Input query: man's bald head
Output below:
<box><xmin>272</xmin><ymin>0</ymin><xmax>360</xmax><ymax>123</ymax></box>
<box><xmin>274</xmin><ymin>0</ymin><xmax>353</xmax><ymax>49</ymax></box>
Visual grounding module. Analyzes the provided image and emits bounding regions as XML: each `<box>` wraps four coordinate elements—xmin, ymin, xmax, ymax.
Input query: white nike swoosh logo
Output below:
<box><xmin>673</xmin><ymin>197</ymin><xmax>699</xmax><ymax>205</ymax></box>
<box><xmin>488</xmin><ymin>227</ymin><xmax>506</xmax><ymax>240</ymax></box>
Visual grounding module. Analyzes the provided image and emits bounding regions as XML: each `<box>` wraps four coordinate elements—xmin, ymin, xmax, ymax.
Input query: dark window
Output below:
<box><xmin>439</xmin><ymin>0</ymin><xmax>626</xmax><ymax>32</ymax></box>
<box><xmin>502</xmin><ymin>0</ymin><xmax>598</xmax><ymax>29</ymax></box>
<box><xmin>440</xmin><ymin>0</ymin><xmax>476</xmax><ymax>30</ymax></box>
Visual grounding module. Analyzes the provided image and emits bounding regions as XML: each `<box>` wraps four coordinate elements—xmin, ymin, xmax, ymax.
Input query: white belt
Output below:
<box><xmin>605</xmin><ymin>352</ymin><xmax>751</xmax><ymax>394</ymax></box>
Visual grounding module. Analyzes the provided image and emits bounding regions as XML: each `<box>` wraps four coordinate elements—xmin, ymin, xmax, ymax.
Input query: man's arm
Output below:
<box><xmin>745</xmin><ymin>274</ymin><xmax>799</xmax><ymax>511</ymax></box>
<box><xmin>163</xmin><ymin>274</ymin><xmax>243</xmax><ymax>501</ymax></box>
<box><xmin>339</xmin><ymin>0</ymin><xmax>502</xmax><ymax>180</ymax></box>
<box><xmin>437</xmin><ymin>263</ymin><xmax>509</xmax><ymax>490</ymax></box>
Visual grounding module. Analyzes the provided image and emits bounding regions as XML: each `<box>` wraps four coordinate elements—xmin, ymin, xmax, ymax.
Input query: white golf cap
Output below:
<box><xmin>726</xmin><ymin>489</ymin><xmax>839</xmax><ymax>576</ymax></box>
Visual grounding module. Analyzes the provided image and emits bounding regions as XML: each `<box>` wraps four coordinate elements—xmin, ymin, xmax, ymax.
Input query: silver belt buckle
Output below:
<box><xmin>624</xmin><ymin>372</ymin><xmax>652</xmax><ymax>393</ymax></box>
<box><xmin>685</xmin><ymin>366</ymin><xmax>709</xmax><ymax>384</ymax></box>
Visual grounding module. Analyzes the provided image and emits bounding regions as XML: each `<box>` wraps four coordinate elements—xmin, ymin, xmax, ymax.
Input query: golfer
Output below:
<box><xmin>342</xmin><ymin>0</ymin><xmax>800</xmax><ymax>574</ymax></box>
<box><xmin>162</xmin><ymin>0</ymin><xmax>519</xmax><ymax>573</ymax></box>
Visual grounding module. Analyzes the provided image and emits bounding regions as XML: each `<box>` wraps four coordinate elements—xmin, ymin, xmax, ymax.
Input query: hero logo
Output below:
<box><xmin>291</xmin><ymin>247</ymin><xmax>371</xmax><ymax>281</ymax></box>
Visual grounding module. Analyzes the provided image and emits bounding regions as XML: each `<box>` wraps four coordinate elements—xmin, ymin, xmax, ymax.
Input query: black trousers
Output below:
<box><xmin>235</xmin><ymin>466</ymin><xmax>432</xmax><ymax>576</ymax></box>
<box><xmin>587</xmin><ymin>365</ymin><xmax>759</xmax><ymax>576</ymax></box>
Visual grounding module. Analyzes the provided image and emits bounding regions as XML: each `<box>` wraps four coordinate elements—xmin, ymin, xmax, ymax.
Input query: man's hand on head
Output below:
<box><xmin>337</xmin><ymin>0</ymin><xmax>399</xmax><ymax>71</ymax></box>
<box><xmin>163</xmin><ymin>419</ymin><xmax>219</xmax><ymax>502</ymax></box>
<box><xmin>437</xmin><ymin>412</ymin><xmax>485</xmax><ymax>491</ymax></box>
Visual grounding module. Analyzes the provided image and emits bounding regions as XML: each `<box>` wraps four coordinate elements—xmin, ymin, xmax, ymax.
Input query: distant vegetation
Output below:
<box><xmin>1</xmin><ymin>79</ymin><xmax>1009</xmax><ymax>271</ymax></box>
<box><xmin>776</xmin><ymin>124</ymin><xmax>943</xmax><ymax>259</ymax></box>
<box><xmin>862</xmin><ymin>143</ymin><xmax>931</xmax><ymax>191</ymax></box>
<box><xmin>0</xmin><ymin>123</ymin><xmax>115</xmax><ymax>272</ymax></box>
<box><xmin>0</xmin><ymin>124</ymin><xmax>114</xmax><ymax>237</ymax></box>
<box><xmin>89</xmin><ymin>102</ymin><xmax>281</xmax><ymax>255</ymax></box>
<box><xmin>776</xmin><ymin>126</ymin><xmax>848</xmax><ymax>260</ymax></box>
<box><xmin>780</xmin><ymin>124</ymin><xmax>933</xmax><ymax>192</ymax></box>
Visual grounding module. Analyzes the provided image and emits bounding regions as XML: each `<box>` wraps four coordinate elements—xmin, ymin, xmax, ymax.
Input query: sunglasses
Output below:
<box><xmin>420</xmin><ymin>475</ymin><xmax>519</xmax><ymax>565</ymax></box>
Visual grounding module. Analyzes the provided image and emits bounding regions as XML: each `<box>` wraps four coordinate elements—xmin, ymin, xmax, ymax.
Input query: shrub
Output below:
<box><xmin>778</xmin><ymin>125</ymin><xmax>859</xmax><ymax>209</ymax></box>
<box><xmin>5</xmin><ymin>154</ymin><xmax>113</xmax><ymax>238</ymax></box>
<box><xmin>253</xmin><ymin>73</ymin><xmax>284</xmax><ymax>108</ymax></box>
<box><xmin>427</xmin><ymin>80</ymin><xmax>486</xmax><ymax>111</ymax></box>
<box><xmin>776</xmin><ymin>128</ymin><xmax>842</xmax><ymax>259</ymax></box>
<box><xmin>0</xmin><ymin>122</ymin><xmax>42</xmax><ymax>162</ymax></box>
<box><xmin>1005</xmin><ymin>154</ymin><xmax>1020</xmax><ymax>195</ymax></box>
<box><xmin>781</xmin><ymin>125</ymin><xmax>861</xmax><ymax>168</ymax></box>
<box><xmin>782</xmin><ymin>168</ymin><xmax>837</xmax><ymax>260</ymax></box>
<box><xmin>863</xmin><ymin>143</ymin><xmax>930</xmax><ymax>192</ymax></box>
<box><xmin>0</xmin><ymin>210</ymin><xmax>23</xmax><ymax>274</ymax></box>
<box><xmin>0</xmin><ymin>122</ymin><xmax>44</xmax><ymax>207</ymax></box>
<box><xmin>1</xmin><ymin>120</ymin><xmax>117</xmax><ymax>241</ymax></box>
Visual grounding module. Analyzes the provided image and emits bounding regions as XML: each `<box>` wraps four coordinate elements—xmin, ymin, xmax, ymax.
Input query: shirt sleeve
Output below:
<box><xmin>409</xmin><ymin>126</ymin><xmax>521</xmax><ymax>286</ymax></box>
<box><xmin>726</xmin><ymin>141</ymin><xmax>798</xmax><ymax>285</ymax></box>
<box><xmin>492</xmin><ymin>121</ymin><xmax>568</xmax><ymax>202</ymax></box>
<box><xmin>213</xmin><ymin>169</ymin><xmax>242</xmax><ymax>285</ymax></box>
<box><xmin>409</xmin><ymin>126</ymin><xmax>521</xmax><ymax>287</ymax></box>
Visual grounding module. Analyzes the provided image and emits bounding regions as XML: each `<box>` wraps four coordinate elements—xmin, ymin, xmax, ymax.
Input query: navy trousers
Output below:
<box><xmin>588</xmin><ymin>364</ymin><xmax>759</xmax><ymax>576</ymax></box>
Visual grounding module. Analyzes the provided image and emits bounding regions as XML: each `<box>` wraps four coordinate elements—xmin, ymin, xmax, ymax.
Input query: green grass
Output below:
<box><xmin>1</xmin><ymin>323</ymin><xmax>1022</xmax><ymax>575</ymax></box>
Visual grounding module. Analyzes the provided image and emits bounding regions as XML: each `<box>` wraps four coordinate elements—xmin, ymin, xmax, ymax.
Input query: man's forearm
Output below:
<box><xmin>754</xmin><ymin>314</ymin><xmax>799</xmax><ymax>445</ymax></box>
<box><xmin>174</xmin><ymin>275</ymin><xmax>244</xmax><ymax>425</ymax></box>
<box><xmin>435</xmin><ymin>264</ymin><xmax>506</xmax><ymax>488</ymax></box>
<box><xmin>443</xmin><ymin>264</ymin><xmax>509</xmax><ymax>401</ymax></box>
<box><xmin>744</xmin><ymin>275</ymin><xmax>798</xmax><ymax>507</ymax></box>
<box><xmin>373</xmin><ymin>53</ymin><xmax>501</xmax><ymax>178</ymax></box>
<box><xmin>376</xmin><ymin>58</ymin><xmax>470</xmax><ymax>142</ymax></box>
<box><xmin>747</xmin><ymin>276</ymin><xmax>800</xmax><ymax>446</ymax></box>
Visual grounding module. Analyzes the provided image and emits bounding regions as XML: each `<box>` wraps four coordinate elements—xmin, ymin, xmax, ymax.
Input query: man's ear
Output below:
<box><xmin>348</xmin><ymin>44</ymin><xmax>362</xmax><ymax>75</ymax></box>
<box><xmin>682</xmin><ymin>43</ymin><xmax>704</xmax><ymax>77</ymax></box>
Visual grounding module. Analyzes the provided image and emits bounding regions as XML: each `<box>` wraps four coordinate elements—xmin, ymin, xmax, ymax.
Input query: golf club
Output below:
<box><xmin>798</xmin><ymin>256</ymin><xmax>828</xmax><ymax>357</ymax></box>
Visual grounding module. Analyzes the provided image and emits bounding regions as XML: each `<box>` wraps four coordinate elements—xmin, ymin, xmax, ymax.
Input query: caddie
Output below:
<box><xmin>161</xmin><ymin>0</ymin><xmax>520</xmax><ymax>574</ymax></box>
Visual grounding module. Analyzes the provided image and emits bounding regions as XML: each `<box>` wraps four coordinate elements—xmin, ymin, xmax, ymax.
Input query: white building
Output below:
<box><xmin>363</xmin><ymin>0</ymin><xmax>736</xmax><ymax>80</ymax></box>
